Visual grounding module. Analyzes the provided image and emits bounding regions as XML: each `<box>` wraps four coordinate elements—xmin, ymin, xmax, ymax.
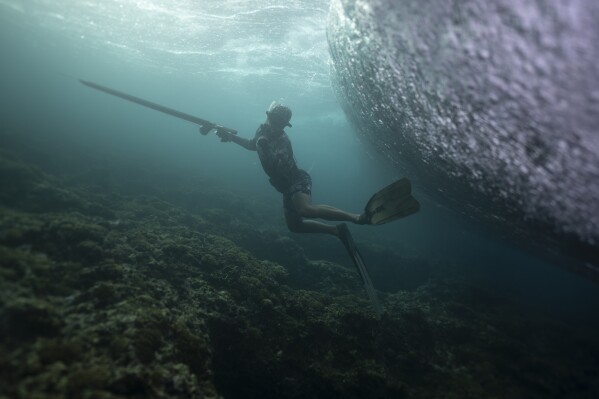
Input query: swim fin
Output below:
<box><xmin>338</xmin><ymin>223</ymin><xmax>383</xmax><ymax>318</ymax></box>
<box><xmin>363</xmin><ymin>178</ymin><xmax>420</xmax><ymax>225</ymax></box>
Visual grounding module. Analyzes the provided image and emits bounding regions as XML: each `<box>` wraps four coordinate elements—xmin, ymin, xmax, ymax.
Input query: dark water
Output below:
<box><xmin>1</xmin><ymin>1</ymin><xmax>598</xmax><ymax>398</ymax></box>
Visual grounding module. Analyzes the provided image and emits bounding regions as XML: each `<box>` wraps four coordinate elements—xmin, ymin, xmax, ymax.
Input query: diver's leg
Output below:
<box><xmin>292</xmin><ymin>192</ymin><xmax>361</xmax><ymax>223</ymax></box>
<box><xmin>285</xmin><ymin>210</ymin><xmax>339</xmax><ymax>236</ymax></box>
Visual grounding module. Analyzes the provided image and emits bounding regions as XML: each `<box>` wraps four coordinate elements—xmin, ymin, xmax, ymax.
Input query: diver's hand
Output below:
<box><xmin>216</xmin><ymin>128</ymin><xmax>233</xmax><ymax>142</ymax></box>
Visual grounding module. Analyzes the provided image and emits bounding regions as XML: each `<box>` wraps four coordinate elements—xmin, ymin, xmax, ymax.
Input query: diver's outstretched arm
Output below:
<box><xmin>216</xmin><ymin>130</ymin><xmax>256</xmax><ymax>151</ymax></box>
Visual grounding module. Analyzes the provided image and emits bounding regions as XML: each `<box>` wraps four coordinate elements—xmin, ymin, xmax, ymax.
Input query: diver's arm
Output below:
<box><xmin>216</xmin><ymin>130</ymin><xmax>257</xmax><ymax>151</ymax></box>
<box><xmin>229</xmin><ymin>133</ymin><xmax>257</xmax><ymax>151</ymax></box>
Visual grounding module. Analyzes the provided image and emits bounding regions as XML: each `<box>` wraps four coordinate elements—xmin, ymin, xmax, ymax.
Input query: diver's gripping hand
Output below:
<box><xmin>215</xmin><ymin>128</ymin><xmax>233</xmax><ymax>142</ymax></box>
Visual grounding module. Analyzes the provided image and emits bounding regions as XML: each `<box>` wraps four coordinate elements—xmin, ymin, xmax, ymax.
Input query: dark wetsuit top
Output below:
<box><xmin>250</xmin><ymin>124</ymin><xmax>311</xmax><ymax>209</ymax></box>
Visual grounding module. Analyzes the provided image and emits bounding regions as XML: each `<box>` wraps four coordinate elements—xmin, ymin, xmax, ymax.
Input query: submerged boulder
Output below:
<box><xmin>0</xmin><ymin>150</ymin><xmax>597</xmax><ymax>398</ymax></box>
<box><xmin>327</xmin><ymin>0</ymin><xmax>599</xmax><ymax>277</ymax></box>
<box><xmin>0</xmin><ymin>299</ymin><xmax>64</xmax><ymax>342</ymax></box>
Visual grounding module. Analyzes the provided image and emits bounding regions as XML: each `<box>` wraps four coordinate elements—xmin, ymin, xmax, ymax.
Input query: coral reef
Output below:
<box><xmin>0</xmin><ymin>149</ymin><xmax>598</xmax><ymax>399</ymax></box>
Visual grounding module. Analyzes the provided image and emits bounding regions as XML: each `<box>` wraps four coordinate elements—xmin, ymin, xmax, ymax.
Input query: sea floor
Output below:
<box><xmin>0</xmin><ymin>131</ymin><xmax>598</xmax><ymax>398</ymax></box>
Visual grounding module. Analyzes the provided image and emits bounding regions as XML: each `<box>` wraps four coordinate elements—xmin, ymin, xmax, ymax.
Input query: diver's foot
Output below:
<box><xmin>355</xmin><ymin>212</ymin><xmax>370</xmax><ymax>225</ymax></box>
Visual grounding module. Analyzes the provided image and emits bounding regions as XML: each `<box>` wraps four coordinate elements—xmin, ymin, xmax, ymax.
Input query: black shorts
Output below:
<box><xmin>283</xmin><ymin>169</ymin><xmax>312</xmax><ymax>213</ymax></box>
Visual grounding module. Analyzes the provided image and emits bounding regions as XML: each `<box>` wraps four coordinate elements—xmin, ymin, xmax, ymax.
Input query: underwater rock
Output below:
<box><xmin>78</xmin><ymin>263</ymin><xmax>126</xmax><ymax>287</ymax></box>
<box><xmin>46</xmin><ymin>217</ymin><xmax>107</xmax><ymax>246</ymax></box>
<box><xmin>0</xmin><ymin>245</ymin><xmax>40</xmax><ymax>281</ymax></box>
<box><xmin>0</xmin><ymin>151</ymin><xmax>598</xmax><ymax>398</ymax></box>
<box><xmin>83</xmin><ymin>201</ymin><xmax>117</xmax><ymax>219</ymax></box>
<box><xmin>76</xmin><ymin>239</ymin><xmax>105</xmax><ymax>262</ymax></box>
<box><xmin>67</xmin><ymin>365</ymin><xmax>112</xmax><ymax>395</ymax></box>
<box><xmin>236</xmin><ymin>232</ymin><xmax>308</xmax><ymax>270</ymax></box>
<box><xmin>109</xmin><ymin>369</ymin><xmax>152</xmax><ymax>397</ymax></box>
<box><xmin>287</xmin><ymin>259</ymin><xmax>361</xmax><ymax>294</ymax></box>
<box><xmin>0</xmin><ymin>298</ymin><xmax>64</xmax><ymax>342</ymax></box>
<box><xmin>132</xmin><ymin>326</ymin><xmax>164</xmax><ymax>364</ymax></box>
<box><xmin>328</xmin><ymin>0</ymin><xmax>599</xmax><ymax>275</ymax></box>
<box><xmin>89</xmin><ymin>282</ymin><xmax>121</xmax><ymax>309</ymax></box>
<box><xmin>36</xmin><ymin>337</ymin><xmax>84</xmax><ymax>365</ymax></box>
<box><xmin>172</xmin><ymin>319</ymin><xmax>211</xmax><ymax>376</ymax></box>
<box><xmin>0</xmin><ymin>152</ymin><xmax>84</xmax><ymax>212</ymax></box>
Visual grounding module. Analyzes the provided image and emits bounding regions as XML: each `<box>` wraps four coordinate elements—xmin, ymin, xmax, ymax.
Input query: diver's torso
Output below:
<box><xmin>253</xmin><ymin>124</ymin><xmax>301</xmax><ymax>192</ymax></box>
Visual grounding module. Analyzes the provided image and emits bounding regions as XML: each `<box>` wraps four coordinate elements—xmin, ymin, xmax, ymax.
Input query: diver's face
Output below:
<box><xmin>266</xmin><ymin>112</ymin><xmax>286</xmax><ymax>130</ymax></box>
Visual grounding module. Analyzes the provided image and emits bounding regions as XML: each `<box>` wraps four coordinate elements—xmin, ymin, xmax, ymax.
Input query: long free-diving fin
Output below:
<box><xmin>364</xmin><ymin>178</ymin><xmax>420</xmax><ymax>225</ymax></box>
<box><xmin>79</xmin><ymin>79</ymin><xmax>238</xmax><ymax>137</ymax></box>
<box><xmin>338</xmin><ymin>223</ymin><xmax>383</xmax><ymax>318</ymax></box>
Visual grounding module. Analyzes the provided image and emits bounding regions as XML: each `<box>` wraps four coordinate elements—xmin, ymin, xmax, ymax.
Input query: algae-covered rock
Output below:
<box><xmin>78</xmin><ymin>263</ymin><xmax>126</xmax><ymax>287</ymax></box>
<box><xmin>130</xmin><ymin>309</ymin><xmax>170</xmax><ymax>364</ymax></box>
<box><xmin>67</xmin><ymin>365</ymin><xmax>112</xmax><ymax>395</ymax></box>
<box><xmin>89</xmin><ymin>282</ymin><xmax>121</xmax><ymax>309</ymax></box>
<box><xmin>1</xmin><ymin>148</ymin><xmax>598</xmax><ymax>399</ymax></box>
<box><xmin>46</xmin><ymin>217</ymin><xmax>106</xmax><ymax>247</ymax></box>
<box><xmin>76</xmin><ymin>240</ymin><xmax>104</xmax><ymax>262</ymax></box>
<box><xmin>0</xmin><ymin>152</ymin><xmax>84</xmax><ymax>212</ymax></box>
<box><xmin>36</xmin><ymin>337</ymin><xmax>84</xmax><ymax>366</ymax></box>
<box><xmin>0</xmin><ymin>245</ymin><xmax>42</xmax><ymax>281</ymax></box>
<box><xmin>0</xmin><ymin>299</ymin><xmax>64</xmax><ymax>342</ymax></box>
<box><xmin>172</xmin><ymin>319</ymin><xmax>211</xmax><ymax>376</ymax></box>
<box><xmin>132</xmin><ymin>326</ymin><xmax>163</xmax><ymax>364</ymax></box>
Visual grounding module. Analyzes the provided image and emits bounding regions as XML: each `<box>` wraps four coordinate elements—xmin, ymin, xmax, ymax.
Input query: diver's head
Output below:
<box><xmin>266</xmin><ymin>101</ymin><xmax>292</xmax><ymax>129</ymax></box>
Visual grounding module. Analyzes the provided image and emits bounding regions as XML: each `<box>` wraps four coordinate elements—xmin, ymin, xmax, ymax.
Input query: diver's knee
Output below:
<box><xmin>287</xmin><ymin>224</ymin><xmax>305</xmax><ymax>233</ymax></box>
<box><xmin>286</xmin><ymin>223</ymin><xmax>298</xmax><ymax>233</ymax></box>
<box><xmin>285</xmin><ymin>218</ymin><xmax>302</xmax><ymax>233</ymax></box>
<box><xmin>295</xmin><ymin>204</ymin><xmax>316</xmax><ymax>218</ymax></box>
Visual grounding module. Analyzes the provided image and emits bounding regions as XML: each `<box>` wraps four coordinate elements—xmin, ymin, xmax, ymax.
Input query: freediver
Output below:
<box><xmin>214</xmin><ymin>102</ymin><xmax>364</xmax><ymax>238</ymax></box>
<box><xmin>214</xmin><ymin>102</ymin><xmax>420</xmax><ymax>317</ymax></box>
<box><xmin>78</xmin><ymin>77</ymin><xmax>419</xmax><ymax>316</ymax></box>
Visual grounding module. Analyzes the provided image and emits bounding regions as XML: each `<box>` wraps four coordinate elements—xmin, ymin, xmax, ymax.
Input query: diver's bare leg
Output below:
<box><xmin>285</xmin><ymin>210</ymin><xmax>339</xmax><ymax>236</ymax></box>
<box><xmin>292</xmin><ymin>192</ymin><xmax>361</xmax><ymax>223</ymax></box>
